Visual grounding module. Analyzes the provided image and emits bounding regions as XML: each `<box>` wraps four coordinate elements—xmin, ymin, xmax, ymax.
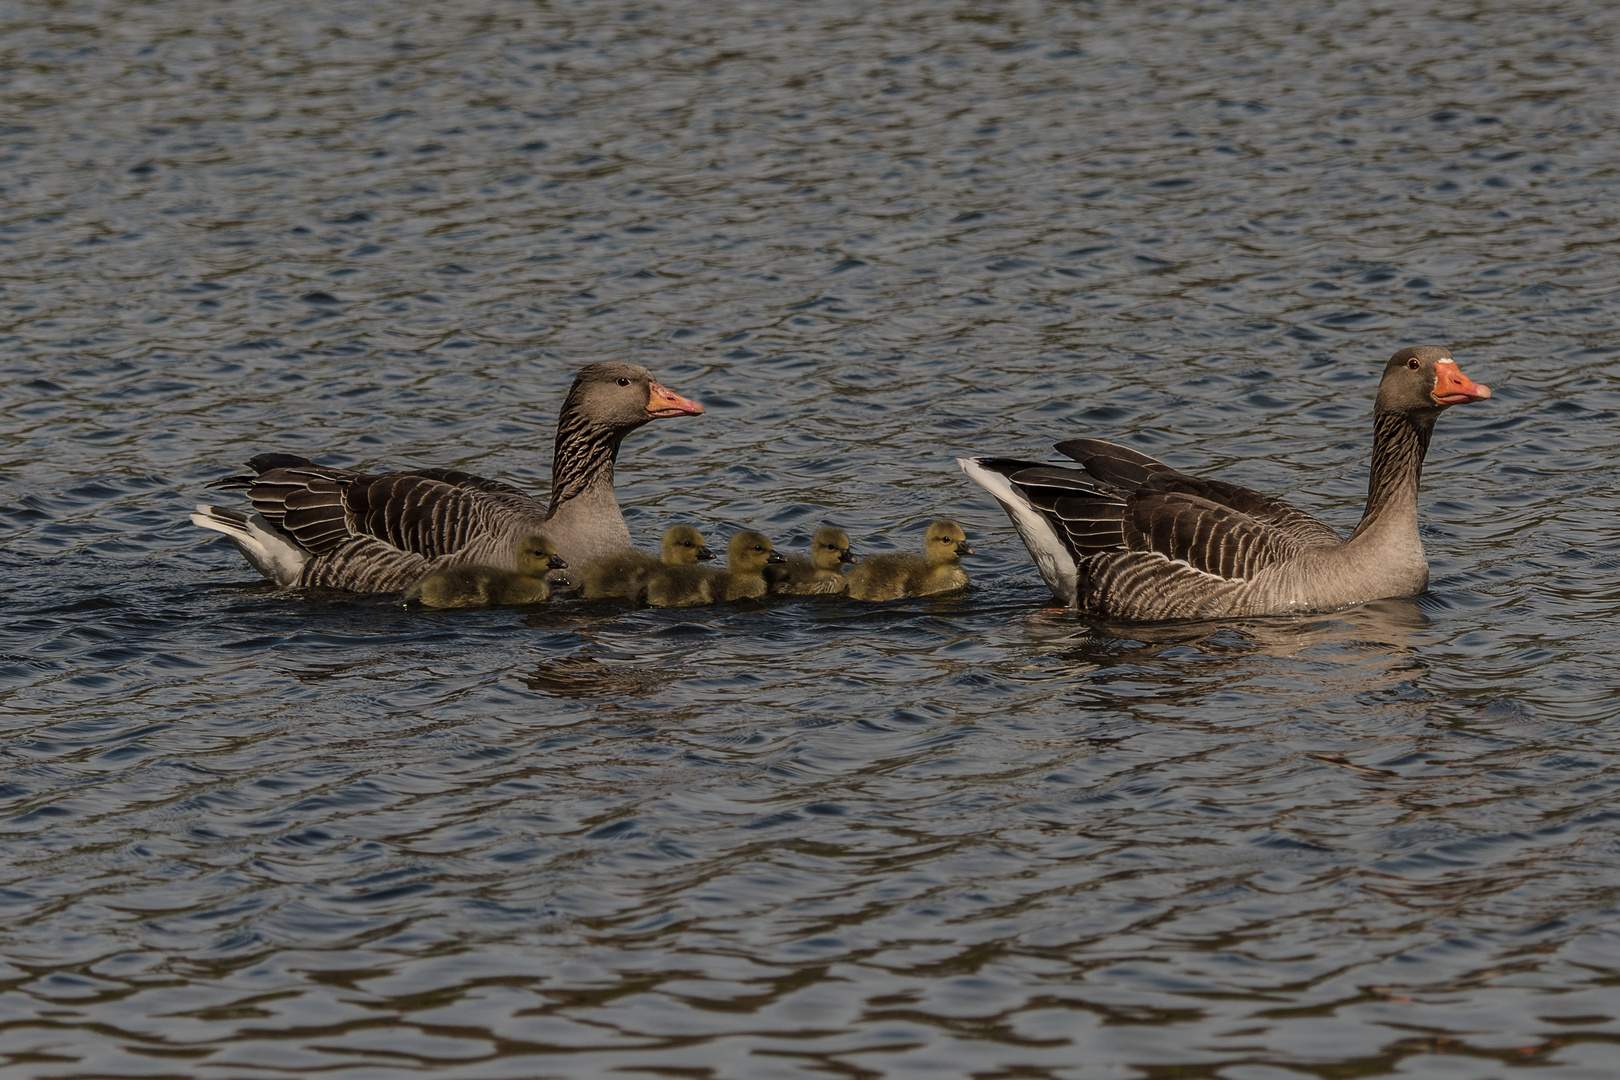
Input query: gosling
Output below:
<box><xmin>406</xmin><ymin>535</ymin><xmax>568</xmax><ymax>609</ymax></box>
<box><xmin>768</xmin><ymin>526</ymin><xmax>857</xmax><ymax>595</ymax></box>
<box><xmin>845</xmin><ymin>520</ymin><xmax>973</xmax><ymax>601</ymax></box>
<box><xmin>577</xmin><ymin>524</ymin><xmax>714</xmax><ymax>600</ymax></box>
<box><xmin>645</xmin><ymin>530</ymin><xmax>785</xmax><ymax>607</ymax></box>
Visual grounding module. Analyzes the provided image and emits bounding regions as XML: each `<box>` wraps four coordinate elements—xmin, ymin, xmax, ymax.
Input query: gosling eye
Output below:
<box><xmin>1406</xmin><ymin>357</ymin><xmax>1420</xmax><ymax>371</ymax></box>
<box><xmin>618</xmin><ymin>377</ymin><xmax>631</xmax><ymax>386</ymax></box>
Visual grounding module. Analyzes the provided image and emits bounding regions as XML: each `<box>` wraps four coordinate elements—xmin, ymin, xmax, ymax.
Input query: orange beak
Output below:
<box><xmin>1432</xmin><ymin>362</ymin><xmax>1491</xmax><ymax>407</ymax></box>
<box><xmin>646</xmin><ymin>381</ymin><xmax>705</xmax><ymax>418</ymax></box>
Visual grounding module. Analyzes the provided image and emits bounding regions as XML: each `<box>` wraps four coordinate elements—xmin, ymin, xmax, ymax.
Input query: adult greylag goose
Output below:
<box><xmin>958</xmin><ymin>346</ymin><xmax>1492</xmax><ymax>620</ymax></box>
<box><xmin>845</xmin><ymin>521</ymin><xmax>974</xmax><ymax>601</ymax></box>
<box><xmin>190</xmin><ymin>362</ymin><xmax>703</xmax><ymax>593</ymax></box>
<box><xmin>577</xmin><ymin>524</ymin><xmax>715</xmax><ymax>601</ymax></box>
<box><xmin>768</xmin><ymin>526</ymin><xmax>857</xmax><ymax>595</ymax></box>
<box><xmin>406</xmin><ymin>535</ymin><xmax>568</xmax><ymax>609</ymax></box>
<box><xmin>645</xmin><ymin>530</ymin><xmax>785</xmax><ymax>607</ymax></box>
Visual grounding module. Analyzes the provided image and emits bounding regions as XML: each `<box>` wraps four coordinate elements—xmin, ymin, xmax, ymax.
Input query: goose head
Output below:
<box><xmin>1376</xmin><ymin>346</ymin><xmax>1491</xmax><ymax>418</ymax></box>
<box><xmin>728</xmin><ymin>530</ymin><xmax>785</xmax><ymax>574</ymax></box>
<box><xmin>515</xmin><ymin>534</ymin><xmax>568</xmax><ymax>575</ymax></box>
<box><xmin>811</xmin><ymin>526</ymin><xmax>856</xmax><ymax>571</ymax></box>
<box><xmin>562</xmin><ymin>362</ymin><xmax>705</xmax><ymax>434</ymax></box>
<box><xmin>925</xmin><ymin>520</ymin><xmax>974</xmax><ymax>565</ymax></box>
<box><xmin>662</xmin><ymin>524</ymin><xmax>714</xmax><ymax>565</ymax></box>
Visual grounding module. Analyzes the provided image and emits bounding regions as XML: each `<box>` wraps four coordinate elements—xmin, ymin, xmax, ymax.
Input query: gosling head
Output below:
<box><xmin>514</xmin><ymin>534</ymin><xmax>569</xmax><ymax>575</ymax></box>
<box><xmin>662</xmin><ymin>524</ymin><xmax>715</xmax><ymax>565</ymax></box>
<box><xmin>811</xmin><ymin>525</ymin><xmax>856</xmax><ymax>571</ymax></box>
<box><xmin>925</xmin><ymin>520</ymin><xmax>973</xmax><ymax>565</ymax></box>
<box><xmin>727</xmin><ymin>530</ymin><xmax>785</xmax><ymax>574</ymax></box>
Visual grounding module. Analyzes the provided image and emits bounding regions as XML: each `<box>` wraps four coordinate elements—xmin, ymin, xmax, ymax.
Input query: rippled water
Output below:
<box><xmin>4</xmin><ymin>1</ymin><xmax>1620</xmax><ymax>1076</ymax></box>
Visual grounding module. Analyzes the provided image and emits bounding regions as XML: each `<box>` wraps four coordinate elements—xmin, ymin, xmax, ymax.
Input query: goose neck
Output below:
<box><xmin>548</xmin><ymin>415</ymin><xmax>623</xmax><ymax>511</ymax></box>
<box><xmin>1348</xmin><ymin>408</ymin><xmax>1434</xmax><ymax>543</ymax></box>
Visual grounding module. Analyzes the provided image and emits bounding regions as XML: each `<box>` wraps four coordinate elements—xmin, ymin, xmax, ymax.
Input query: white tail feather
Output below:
<box><xmin>190</xmin><ymin>505</ymin><xmax>309</xmax><ymax>586</ymax></box>
<box><xmin>957</xmin><ymin>458</ymin><xmax>1078</xmax><ymax>605</ymax></box>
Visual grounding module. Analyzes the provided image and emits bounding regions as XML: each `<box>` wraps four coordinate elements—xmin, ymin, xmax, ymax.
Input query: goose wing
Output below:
<box><xmin>990</xmin><ymin>460</ymin><xmax>1323</xmax><ymax>583</ymax></box>
<box><xmin>212</xmin><ymin>456</ymin><xmax>543</xmax><ymax>561</ymax></box>
<box><xmin>1055</xmin><ymin>438</ymin><xmax>1342</xmax><ymax>549</ymax></box>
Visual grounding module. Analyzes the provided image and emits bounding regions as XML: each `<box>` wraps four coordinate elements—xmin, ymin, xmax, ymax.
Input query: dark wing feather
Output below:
<box><xmin>1124</xmin><ymin>490</ymin><xmax>1324</xmax><ymax>580</ymax></box>
<box><xmin>221</xmin><ymin>457</ymin><xmax>540</xmax><ymax>562</ymax></box>
<box><xmin>404</xmin><ymin>467</ymin><xmax>535</xmax><ymax>502</ymax></box>
<box><xmin>1053</xmin><ymin>438</ymin><xmax>1176</xmax><ymax>488</ymax></box>
<box><xmin>243</xmin><ymin>467</ymin><xmax>356</xmax><ymax>554</ymax></box>
<box><xmin>248</xmin><ymin>452</ymin><xmax>320</xmax><ymax>472</ymax></box>
<box><xmin>343</xmin><ymin>472</ymin><xmax>509</xmax><ymax>560</ymax></box>
<box><xmin>1005</xmin><ymin>462</ymin><xmax>1319</xmax><ymax>582</ymax></box>
<box><xmin>1144</xmin><ymin>474</ymin><xmax>1343</xmax><ymax>548</ymax></box>
<box><xmin>208</xmin><ymin>453</ymin><xmax>325</xmax><ymax>491</ymax></box>
<box><xmin>1057</xmin><ymin>438</ymin><xmax>1342</xmax><ymax>549</ymax></box>
<box><xmin>1003</xmin><ymin>464</ymin><xmax>1130</xmax><ymax>559</ymax></box>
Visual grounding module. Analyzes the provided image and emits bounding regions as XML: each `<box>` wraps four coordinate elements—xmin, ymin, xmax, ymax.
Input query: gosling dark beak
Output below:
<box><xmin>955</xmin><ymin>541</ymin><xmax>974</xmax><ymax>556</ymax></box>
<box><xmin>840</xmin><ymin>549</ymin><xmax>857</xmax><ymax>564</ymax></box>
<box><xmin>697</xmin><ymin>545</ymin><xmax>715</xmax><ymax>561</ymax></box>
<box><xmin>766</xmin><ymin>550</ymin><xmax>786</xmax><ymax>564</ymax></box>
<box><xmin>548</xmin><ymin>554</ymin><xmax>569</xmax><ymax>570</ymax></box>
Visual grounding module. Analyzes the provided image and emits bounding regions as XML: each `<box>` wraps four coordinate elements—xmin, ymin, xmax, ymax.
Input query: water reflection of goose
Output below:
<box><xmin>1012</xmin><ymin>598</ymin><xmax>1431</xmax><ymax>702</ymax></box>
<box><xmin>1019</xmin><ymin>595</ymin><xmax>1428</xmax><ymax>653</ymax></box>
<box><xmin>189</xmin><ymin>363</ymin><xmax>704</xmax><ymax>593</ymax></box>
<box><xmin>960</xmin><ymin>347</ymin><xmax>1492</xmax><ymax>620</ymax></box>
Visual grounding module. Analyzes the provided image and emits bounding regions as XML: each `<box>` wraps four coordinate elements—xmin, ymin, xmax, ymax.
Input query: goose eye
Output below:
<box><xmin>1406</xmin><ymin>358</ymin><xmax>1419</xmax><ymax>370</ymax></box>
<box><xmin>617</xmin><ymin>377</ymin><xmax>631</xmax><ymax>386</ymax></box>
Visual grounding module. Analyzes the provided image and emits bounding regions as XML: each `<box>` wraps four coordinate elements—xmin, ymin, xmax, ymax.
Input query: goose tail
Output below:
<box><xmin>957</xmin><ymin>457</ymin><xmax>1078</xmax><ymax>605</ymax></box>
<box><xmin>190</xmin><ymin>505</ymin><xmax>310</xmax><ymax>586</ymax></box>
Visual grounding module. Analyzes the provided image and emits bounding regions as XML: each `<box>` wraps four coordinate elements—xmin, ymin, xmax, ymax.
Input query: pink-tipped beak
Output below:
<box><xmin>1432</xmin><ymin>362</ymin><xmax>1491</xmax><ymax>407</ymax></box>
<box><xmin>646</xmin><ymin>381</ymin><xmax>705</xmax><ymax>418</ymax></box>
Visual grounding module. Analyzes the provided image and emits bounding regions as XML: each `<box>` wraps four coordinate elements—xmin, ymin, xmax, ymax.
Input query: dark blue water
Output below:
<box><xmin>4</xmin><ymin>2</ymin><xmax>1620</xmax><ymax>1076</ymax></box>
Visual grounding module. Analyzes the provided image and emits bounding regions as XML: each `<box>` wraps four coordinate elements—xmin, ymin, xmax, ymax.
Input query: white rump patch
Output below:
<box><xmin>191</xmin><ymin>505</ymin><xmax>310</xmax><ymax>586</ymax></box>
<box><xmin>958</xmin><ymin>458</ymin><xmax>1079</xmax><ymax>604</ymax></box>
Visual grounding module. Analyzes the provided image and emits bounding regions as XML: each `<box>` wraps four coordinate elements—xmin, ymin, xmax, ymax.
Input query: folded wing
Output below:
<box><xmin>210</xmin><ymin>453</ymin><xmax>544</xmax><ymax>566</ymax></box>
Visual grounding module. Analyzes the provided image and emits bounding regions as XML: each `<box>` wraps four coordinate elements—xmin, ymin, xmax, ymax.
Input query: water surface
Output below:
<box><xmin>4</xmin><ymin>2</ymin><xmax>1620</xmax><ymax>1077</ymax></box>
